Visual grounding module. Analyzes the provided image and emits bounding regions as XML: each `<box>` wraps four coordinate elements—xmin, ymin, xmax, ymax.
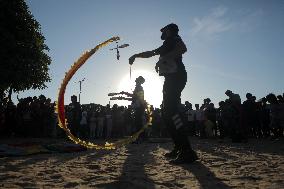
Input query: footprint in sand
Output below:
<box><xmin>88</xmin><ymin>164</ymin><xmax>100</xmax><ymax>169</ymax></box>
<box><xmin>83</xmin><ymin>175</ymin><xmax>104</xmax><ymax>182</ymax></box>
<box><xmin>64</xmin><ymin>182</ymin><xmax>79</xmax><ymax>188</ymax></box>
<box><xmin>147</xmin><ymin>172</ymin><xmax>158</xmax><ymax>176</ymax></box>
<box><xmin>49</xmin><ymin>174</ymin><xmax>62</xmax><ymax>180</ymax></box>
<box><xmin>175</xmin><ymin>183</ymin><xmax>185</xmax><ymax>188</ymax></box>
<box><xmin>157</xmin><ymin>181</ymin><xmax>175</xmax><ymax>188</ymax></box>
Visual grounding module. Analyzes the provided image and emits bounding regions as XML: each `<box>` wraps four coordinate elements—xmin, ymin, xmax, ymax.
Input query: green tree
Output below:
<box><xmin>0</xmin><ymin>0</ymin><xmax>51</xmax><ymax>101</ymax></box>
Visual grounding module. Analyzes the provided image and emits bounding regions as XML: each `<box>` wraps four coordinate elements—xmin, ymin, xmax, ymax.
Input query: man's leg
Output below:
<box><xmin>162</xmin><ymin>74</ymin><xmax>197</xmax><ymax>163</ymax></box>
<box><xmin>162</xmin><ymin>77</ymin><xmax>182</xmax><ymax>156</ymax></box>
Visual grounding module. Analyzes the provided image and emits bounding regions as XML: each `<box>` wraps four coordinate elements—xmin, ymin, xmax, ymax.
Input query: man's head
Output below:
<box><xmin>185</xmin><ymin>101</ymin><xmax>192</xmax><ymax>109</ymax></box>
<box><xmin>266</xmin><ymin>93</ymin><xmax>278</xmax><ymax>104</ymax></box>
<box><xmin>225</xmin><ymin>90</ymin><xmax>233</xmax><ymax>97</ymax></box>
<box><xmin>160</xmin><ymin>23</ymin><xmax>179</xmax><ymax>40</ymax></box>
<box><xmin>203</xmin><ymin>98</ymin><xmax>211</xmax><ymax>104</ymax></box>
<box><xmin>71</xmin><ymin>95</ymin><xmax>77</xmax><ymax>103</ymax></box>
<box><xmin>135</xmin><ymin>76</ymin><xmax>145</xmax><ymax>85</ymax></box>
<box><xmin>246</xmin><ymin>93</ymin><xmax>252</xmax><ymax>100</ymax></box>
<box><xmin>195</xmin><ymin>104</ymin><xmax>199</xmax><ymax>110</ymax></box>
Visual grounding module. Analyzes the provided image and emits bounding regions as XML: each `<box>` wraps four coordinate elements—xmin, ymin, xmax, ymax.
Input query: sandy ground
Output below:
<box><xmin>0</xmin><ymin>137</ymin><xmax>283</xmax><ymax>189</ymax></box>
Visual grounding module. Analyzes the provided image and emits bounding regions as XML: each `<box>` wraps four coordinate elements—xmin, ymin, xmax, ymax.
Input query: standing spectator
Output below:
<box><xmin>259</xmin><ymin>98</ymin><xmax>270</xmax><ymax>138</ymax></box>
<box><xmin>68</xmin><ymin>95</ymin><xmax>82</xmax><ymax>137</ymax></box>
<box><xmin>217</xmin><ymin>101</ymin><xmax>226</xmax><ymax>139</ymax></box>
<box><xmin>225</xmin><ymin>90</ymin><xmax>244</xmax><ymax>142</ymax></box>
<box><xmin>105</xmin><ymin>105</ymin><xmax>113</xmax><ymax>139</ymax></box>
<box><xmin>195</xmin><ymin>104</ymin><xmax>205</xmax><ymax>138</ymax></box>
<box><xmin>266</xmin><ymin>93</ymin><xmax>284</xmax><ymax>139</ymax></box>
<box><xmin>89</xmin><ymin>111</ymin><xmax>97</xmax><ymax>139</ymax></box>
<box><xmin>242</xmin><ymin>93</ymin><xmax>258</xmax><ymax>138</ymax></box>
<box><xmin>19</xmin><ymin>98</ymin><xmax>33</xmax><ymax>137</ymax></box>
<box><xmin>185</xmin><ymin>101</ymin><xmax>196</xmax><ymax>136</ymax></box>
<box><xmin>30</xmin><ymin>96</ymin><xmax>41</xmax><ymax>137</ymax></box>
<box><xmin>79</xmin><ymin>108</ymin><xmax>88</xmax><ymax>139</ymax></box>
<box><xmin>204</xmin><ymin>103</ymin><xmax>217</xmax><ymax>137</ymax></box>
<box><xmin>222</xmin><ymin>100</ymin><xmax>235</xmax><ymax>139</ymax></box>
<box><xmin>38</xmin><ymin>95</ymin><xmax>48</xmax><ymax>137</ymax></box>
<box><xmin>43</xmin><ymin>98</ymin><xmax>55</xmax><ymax>137</ymax></box>
<box><xmin>97</xmin><ymin>109</ymin><xmax>105</xmax><ymax>138</ymax></box>
<box><xmin>111</xmin><ymin>104</ymin><xmax>119</xmax><ymax>138</ymax></box>
<box><xmin>50</xmin><ymin>102</ymin><xmax>58</xmax><ymax>138</ymax></box>
<box><xmin>4</xmin><ymin>101</ymin><xmax>17</xmax><ymax>136</ymax></box>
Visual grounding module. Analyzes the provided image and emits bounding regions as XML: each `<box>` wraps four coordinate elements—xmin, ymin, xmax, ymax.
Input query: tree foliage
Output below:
<box><xmin>0</xmin><ymin>0</ymin><xmax>51</xmax><ymax>95</ymax></box>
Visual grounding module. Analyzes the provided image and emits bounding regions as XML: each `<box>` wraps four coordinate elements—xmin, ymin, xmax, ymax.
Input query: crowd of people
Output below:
<box><xmin>0</xmin><ymin>94</ymin><xmax>167</xmax><ymax>140</ymax></box>
<box><xmin>183</xmin><ymin>90</ymin><xmax>284</xmax><ymax>142</ymax></box>
<box><xmin>0</xmin><ymin>90</ymin><xmax>284</xmax><ymax>142</ymax></box>
<box><xmin>64</xmin><ymin>94</ymin><xmax>164</xmax><ymax>140</ymax></box>
<box><xmin>0</xmin><ymin>95</ymin><xmax>56</xmax><ymax>138</ymax></box>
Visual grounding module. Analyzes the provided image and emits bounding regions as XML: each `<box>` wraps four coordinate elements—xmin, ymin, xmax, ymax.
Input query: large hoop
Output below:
<box><xmin>55</xmin><ymin>37</ymin><xmax>152</xmax><ymax>149</ymax></box>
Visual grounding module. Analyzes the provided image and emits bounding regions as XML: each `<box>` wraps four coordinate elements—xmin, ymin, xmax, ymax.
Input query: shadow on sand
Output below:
<box><xmin>160</xmin><ymin>141</ymin><xmax>232</xmax><ymax>189</ymax></box>
<box><xmin>180</xmin><ymin>162</ymin><xmax>232</xmax><ymax>189</ymax></box>
<box><xmin>94</xmin><ymin>143</ymin><xmax>156</xmax><ymax>189</ymax></box>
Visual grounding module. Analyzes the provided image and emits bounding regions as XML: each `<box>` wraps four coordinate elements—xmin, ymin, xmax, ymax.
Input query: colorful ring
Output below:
<box><xmin>55</xmin><ymin>37</ymin><xmax>152</xmax><ymax>149</ymax></box>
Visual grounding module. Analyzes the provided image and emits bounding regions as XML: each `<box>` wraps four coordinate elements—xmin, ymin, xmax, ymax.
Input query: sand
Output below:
<box><xmin>0</xmin><ymin>137</ymin><xmax>283</xmax><ymax>189</ymax></box>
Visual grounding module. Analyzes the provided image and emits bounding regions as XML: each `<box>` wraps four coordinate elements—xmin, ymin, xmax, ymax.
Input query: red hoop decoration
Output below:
<box><xmin>55</xmin><ymin>37</ymin><xmax>152</xmax><ymax>149</ymax></box>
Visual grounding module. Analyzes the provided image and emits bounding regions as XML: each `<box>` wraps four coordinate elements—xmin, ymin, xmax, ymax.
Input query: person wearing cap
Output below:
<box><xmin>129</xmin><ymin>23</ymin><xmax>198</xmax><ymax>164</ymax></box>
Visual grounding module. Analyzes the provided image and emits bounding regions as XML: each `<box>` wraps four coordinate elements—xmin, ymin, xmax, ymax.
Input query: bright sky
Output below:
<box><xmin>16</xmin><ymin>0</ymin><xmax>284</xmax><ymax>108</ymax></box>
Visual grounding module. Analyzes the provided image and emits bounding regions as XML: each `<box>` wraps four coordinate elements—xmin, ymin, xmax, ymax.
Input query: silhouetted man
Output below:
<box><xmin>129</xmin><ymin>23</ymin><xmax>197</xmax><ymax>164</ymax></box>
<box><xmin>225</xmin><ymin>90</ymin><xmax>245</xmax><ymax>142</ymax></box>
<box><xmin>69</xmin><ymin>95</ymin><xmax>82</xmax><ymax>137</ymax></box>
<box><xmin>185</xmin><ymin>101</ymin><xmax>196</xmax><ymax>136</ymax></box>
<box><xmin>121</xmin><ymin>76</ymin><xmax>146</xmax><ymax>143</ymax></box>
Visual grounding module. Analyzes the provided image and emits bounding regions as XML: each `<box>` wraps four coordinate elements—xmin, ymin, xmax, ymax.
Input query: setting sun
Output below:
<box><xmin>117</xmin><ymin>69</ymin><xmax>164</xmax><ymax>108</ymax></box>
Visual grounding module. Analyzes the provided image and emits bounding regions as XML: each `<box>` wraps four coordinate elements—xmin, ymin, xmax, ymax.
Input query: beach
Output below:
<box><xmin>0</xmin><ymin>137</ymin><xmax>283</xmax><ymax>189</ymax></box>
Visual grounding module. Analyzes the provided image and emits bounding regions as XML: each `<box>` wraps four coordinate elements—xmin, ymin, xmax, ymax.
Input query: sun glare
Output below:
<box><xmin>117</xmin><ymin>70</ymin><xmax>164</xmax><ymax>108</ymax></box>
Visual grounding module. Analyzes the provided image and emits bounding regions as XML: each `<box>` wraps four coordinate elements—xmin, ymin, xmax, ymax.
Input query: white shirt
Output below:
<box><xmin>80</xmin><ymin>111</ymin><xmax>88</xmax><ymax>125</ymax></box>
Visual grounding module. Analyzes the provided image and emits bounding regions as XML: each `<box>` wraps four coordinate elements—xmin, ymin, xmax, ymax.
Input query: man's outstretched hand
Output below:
<box><xmin>129</xmin><ymin>55</ymin><xmax>136</xmax><ymax>65</ymax></box>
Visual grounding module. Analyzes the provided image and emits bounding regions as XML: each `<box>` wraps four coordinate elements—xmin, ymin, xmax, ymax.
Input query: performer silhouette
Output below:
<box><xmin>120</xmin><ymin>76</ymin><xmax>147</xmax><ymax>143</ymax></box>
<box><xmin>129</xmin><ymin>23</ymin><xmax>198</xmax><ymax>164</ymax></box>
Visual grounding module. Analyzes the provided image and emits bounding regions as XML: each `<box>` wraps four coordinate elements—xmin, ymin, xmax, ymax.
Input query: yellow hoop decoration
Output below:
<box><xmin>55</xmin><ymin>37</ymin><xmax>153</xmax><ymax>149</ymax></box>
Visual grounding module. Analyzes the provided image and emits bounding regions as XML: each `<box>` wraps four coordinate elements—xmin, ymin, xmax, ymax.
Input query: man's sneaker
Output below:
<box><xmin>164</xmin><ymin>148</ymin><xmax>179</xmax><ymax>159</ymax></box>
<box><xmin>169</xmin><ymin>150</ymin><xmax>198</xmax><ymax>164</ymax></box>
